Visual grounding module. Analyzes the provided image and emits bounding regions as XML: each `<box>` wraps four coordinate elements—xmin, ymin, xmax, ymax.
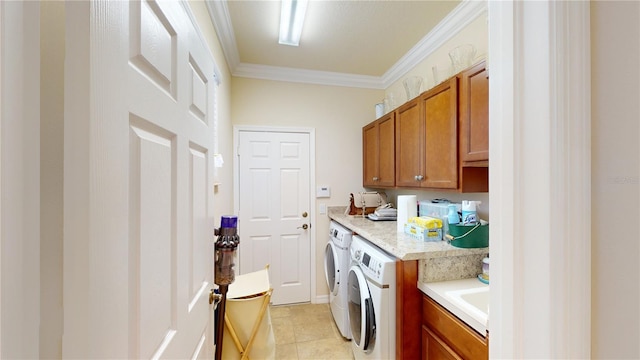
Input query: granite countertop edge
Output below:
<box><xmin>327</xmin><ymin>206</ymin><xmax>488</xmax><ymax>261</ymax></box>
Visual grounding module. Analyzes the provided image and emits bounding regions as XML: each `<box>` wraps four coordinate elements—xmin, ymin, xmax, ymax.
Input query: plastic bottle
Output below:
<box><xmin>447</xmin><ymin>204</ymin><xmax>459</xmax><ymax>225</ymax></box>
<box><xmin>461</xmin><ymin>200</ymin><xmax>481</xmax><ymax>225</ymax></box>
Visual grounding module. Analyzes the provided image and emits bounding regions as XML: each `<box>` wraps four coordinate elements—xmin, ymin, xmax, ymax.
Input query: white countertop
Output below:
<box><xmin>418</xmin><ymin>278</ymin><xmax>489</xmax><ymax>335</ymax></box>
<box><xmin>328</xmin><ymin>206</ymin><xmax>488</xmax><ymax>260</ymax></box>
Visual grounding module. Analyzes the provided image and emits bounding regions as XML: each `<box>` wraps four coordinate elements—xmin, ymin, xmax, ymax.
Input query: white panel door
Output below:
<box><xmin>63</xmin><ymin>1</ymin><xmax>216</xmax><ymax>358</ymax></box>
<box><xmin>238</xmin><ymin>131</ymin><xmax>311</xmax><ymax>305</ymax></box>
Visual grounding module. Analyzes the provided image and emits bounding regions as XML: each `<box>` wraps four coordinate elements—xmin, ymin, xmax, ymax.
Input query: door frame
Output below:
<box><xmin>0</xmin><ymin>1</ymin><xmax>41</xmax><ymax>358</ymax></box>
<box><xmin>233</xmin><ymin>125</ymin><xmax>317</xmax><ymax>303</ymax></box>
<box><xmin>489</xmin><ymin>1</ymin><xmax>591</xmax><ymax>357</ymax></box>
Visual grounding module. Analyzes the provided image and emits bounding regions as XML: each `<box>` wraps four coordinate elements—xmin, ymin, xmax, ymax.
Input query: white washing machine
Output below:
<box><xmin>348</xmin><ymin>235</ymin><xmax>396</xmax><ymax>360</ymax></box>
<box><xmin>324</xmin><ymin>221</ymin><xmax>353</xmax><ymax>339</ymax></box>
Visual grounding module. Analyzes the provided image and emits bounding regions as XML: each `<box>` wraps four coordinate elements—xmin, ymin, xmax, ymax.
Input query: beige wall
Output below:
<box><xmin>591</xmin><ymin>2</ymin><xmax>640</xmax><ymax>358</ymax></box>
<box><xmin>386</xmin><ymin>14</ymin><xmax>488</xmax><ymax>108</ymax></box>
<box><xmin>231</xmin><ymin>77</ymin><xmax>383</xmax><ymax>297</ymax></box>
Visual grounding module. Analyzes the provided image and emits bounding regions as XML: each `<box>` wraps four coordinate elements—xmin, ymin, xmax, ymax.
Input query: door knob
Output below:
<box><xmin>298</xmin><ymin>224</ymin><xmax>309</xmax><ymax>230</ymax></box>
<box><xmin>302</xmin><ymin>211</ymin><xmax>308</xmax><ymax>218</ymax></box>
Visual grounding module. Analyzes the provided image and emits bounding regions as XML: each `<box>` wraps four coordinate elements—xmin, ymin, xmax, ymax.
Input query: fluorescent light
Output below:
<box><xmin>279</xmin><ymin>0</ymin><xmax>308</xmax><ymax>46</ymax></box>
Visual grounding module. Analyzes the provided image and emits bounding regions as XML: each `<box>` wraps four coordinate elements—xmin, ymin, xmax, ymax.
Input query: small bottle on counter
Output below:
<box><xmin>479</xmin><ymin>256</ymin><xmax>490</xmax><ymax>284</ymax></box>
<box><xmin>447</xmin><ymin>204</ymin><xmax>459</xmax><ymax>225</ymax></box>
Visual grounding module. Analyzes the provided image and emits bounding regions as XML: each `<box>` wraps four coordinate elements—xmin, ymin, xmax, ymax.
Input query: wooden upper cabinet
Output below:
<box><xmin>459</xmin><ymin>61</ymin><xmax>489</xmax><ymax>164</ymax></box>
<box><xmin>395</xmin><ymin>99</ymin><xmax>423</xmax><ymax>187</ymax></box>
<box><xmin>363</xmin><ymin>112</ymin><xmax>395</xmax><ymax>188</ymax></box>
<box><xmin>362</xmin><ymin>62</ymin><xmax>489</xmax><ymax>193</ymax></box>
<box><xmin>395</xmin><ymin>77</ymin><xmax>458</xmax><ymax>190</ymax></box>
<box><xmin>421</xmin><ymin>78</ymin><xmax>458</xmax><ymax>189</ymax></box>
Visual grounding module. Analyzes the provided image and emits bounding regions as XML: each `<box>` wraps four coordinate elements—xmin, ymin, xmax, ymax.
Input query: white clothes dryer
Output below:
<box><xmin>348</xmin><ymin>235</ymin><xmax>396</xmax><ymax>360</ymax></box>
<box><xmin>324</xmin><ymin>221</ymin><xmax>353</xmax><ymax>339</ymax></box>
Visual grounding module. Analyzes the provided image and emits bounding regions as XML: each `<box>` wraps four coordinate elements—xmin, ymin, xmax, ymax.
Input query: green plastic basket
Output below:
<box><xmin>448</xmin><ymin>223</ymin><xmax>489</xmax><ymax>248</ymax></box>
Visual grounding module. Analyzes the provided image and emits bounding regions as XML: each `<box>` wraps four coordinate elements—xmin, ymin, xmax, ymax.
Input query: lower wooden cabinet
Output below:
<box><xmin>396</xmin><ymin>260</ymin><xmax>422</xmax><ymax>359</ymax></box>
<box><xmin>423</xmin><ymin>326</ymin><xmax>462</xmax><ymax>360</ymax></box>
<box><xmin>422</xmin><ymin>295</ymin><xmax>488</xmax><ymax>360</ymax></box>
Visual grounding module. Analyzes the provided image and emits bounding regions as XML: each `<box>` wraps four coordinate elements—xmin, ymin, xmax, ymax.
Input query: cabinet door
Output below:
<box><xmin>421</xmin><ymin>78</ymin><xmax>458</xmax><ymax>189</ymax></box>
<box><xmin>377</xmin><ymin>114</ymin><xmax>396</xmax><ymax>187</ymax></box>
<box><xmin>395</xmin><ymin>100</ymin><xmax>423</xmax><ymax>187</ymax></box>
<box><xmin>363</xmin><ymin>122</ymin><xmax>378</xmax><ymax>187</ymax></box>
<box><xmin>459</xmin><ymin>61</ymin><xmax>489</xmax><ymax>163</ymax></box>
<box><xmin>422</xmin><ymin>326</ymin><xmax>462</xmax><ymax>360</ymax></box>
<box><xmin>422</xmin><ymin>295</ymin><xmax>488</xmax><ymax>360</ymax></box>
<box><xmin>363</xmin><ymin>113</ymin><xmax>395</xmax><ymax>187</ymax></box>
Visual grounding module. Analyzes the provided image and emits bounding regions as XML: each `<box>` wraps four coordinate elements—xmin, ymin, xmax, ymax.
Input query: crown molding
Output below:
<box><xmin>234</xmin><ymin>63</ymin><xmax>385</xmax><ymax>89</ymax></box>
<box><xmin>207</xmin><ymin>0</ymin><xmax>487</xmax><ymax>89</ymax></box>
<box><xmin>381</xmin><ymin>0</ymin><xmax>487</xmax><ymax>88</ymax></box>
<box><xmin>205</xmin><ymin>0</ymin><xmax>239</xmax><ymax>71</ymax></box>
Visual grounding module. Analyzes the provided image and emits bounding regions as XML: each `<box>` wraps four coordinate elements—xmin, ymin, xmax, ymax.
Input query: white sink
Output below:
<box><xmin>446</xmin><ymin>286</ymin><xmax>489</xmax><ymax>327</ymax></box>
<box><xmin>418</xmin><ymin>278</ymin><xmax>489</xmax><ymax>335</ymax></box>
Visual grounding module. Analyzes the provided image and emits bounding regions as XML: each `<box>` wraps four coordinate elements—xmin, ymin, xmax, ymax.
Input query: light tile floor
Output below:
<box><xmin>270</xmin><ymin>303</ymin><xmax>353</xmax><ymax>360</ymax></box>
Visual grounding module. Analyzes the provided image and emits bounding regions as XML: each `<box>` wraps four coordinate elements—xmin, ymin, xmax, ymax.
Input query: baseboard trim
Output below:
<box><xmin>313</xmin><ymin>295</ymin><xmax>329</xmax><ymax>304</ymax></box>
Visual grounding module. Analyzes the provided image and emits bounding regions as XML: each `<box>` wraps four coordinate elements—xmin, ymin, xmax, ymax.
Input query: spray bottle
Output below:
<box><xmin>461</xmin><ymin>200</ymin><xmax>481</xmax><ymax>225</ymax></box>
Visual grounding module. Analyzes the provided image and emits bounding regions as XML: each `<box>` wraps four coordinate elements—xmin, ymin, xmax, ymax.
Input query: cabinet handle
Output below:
<box><xmin>415</xmin><ymin>175</ymin><xmax>424</xmax><ymax>181</ymax></box>
<box><xmin>373</xmin><ymin>177</ymin><xmax>379</xmax><ymax>181</ymax></box>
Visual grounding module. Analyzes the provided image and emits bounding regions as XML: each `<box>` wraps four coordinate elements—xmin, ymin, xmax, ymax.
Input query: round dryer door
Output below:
<box><xmin>324</xmin><ymin>242</ymin><xmax>339</xmax><ymax>295</ymax></box>
<box><xmin>348</xmin><ymin>265</ymin><xmax>376</xmax><ymax>353</ymax></box>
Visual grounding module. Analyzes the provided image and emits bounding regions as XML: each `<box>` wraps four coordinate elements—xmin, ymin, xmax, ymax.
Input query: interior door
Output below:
<box><xmin>63</xmin><ymin>1</ymin><xmax>216</xmax><ymax>358</ymax></box>
<box><xmin>238</xmin><ymin>130</ymin><xmax>311</xmax><ymax>305</ymax></box>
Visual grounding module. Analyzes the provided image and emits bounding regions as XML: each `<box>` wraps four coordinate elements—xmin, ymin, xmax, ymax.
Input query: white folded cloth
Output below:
<box><xmin>375</xmin><ymin>208</ymin><xmax>397</xmax><ymax>217</ymax></box>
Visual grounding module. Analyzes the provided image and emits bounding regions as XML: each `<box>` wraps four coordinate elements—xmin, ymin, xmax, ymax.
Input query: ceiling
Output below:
<box><xmin>206</xmin><ymin>0</ymin><xmax>485</xmax><ymax>88</ymax></box>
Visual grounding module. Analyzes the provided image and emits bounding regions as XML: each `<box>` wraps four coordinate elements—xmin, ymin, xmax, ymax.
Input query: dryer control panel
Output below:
<box><xmin>329</xmin><ymin>221</ymin><xmax>353</xmax><ymax>249</ymax></box>
<box><xmin>350</xmin><ymin>235</ymin><xmax>396</xmax><ymax>285</ymax></box>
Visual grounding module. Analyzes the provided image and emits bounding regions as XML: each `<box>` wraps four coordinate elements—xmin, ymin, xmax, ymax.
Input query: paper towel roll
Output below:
<box><xmin>397</xmin><ymin>195</ymin><xmax>417</xmax><ymax>232</ymax></box>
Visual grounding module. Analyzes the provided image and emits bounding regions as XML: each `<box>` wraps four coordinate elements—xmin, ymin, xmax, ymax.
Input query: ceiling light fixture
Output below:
<box><xmin>279</xmin><ymin>0</ymin><xmax>308</xmax><ymax>46</ymax></box>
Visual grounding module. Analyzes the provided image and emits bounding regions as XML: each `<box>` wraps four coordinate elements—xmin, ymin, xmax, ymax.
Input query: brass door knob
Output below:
<box><xmin>298</xmin><ymin>224</ymin><xmax>309</xmax><ymax>230</ymax></box>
